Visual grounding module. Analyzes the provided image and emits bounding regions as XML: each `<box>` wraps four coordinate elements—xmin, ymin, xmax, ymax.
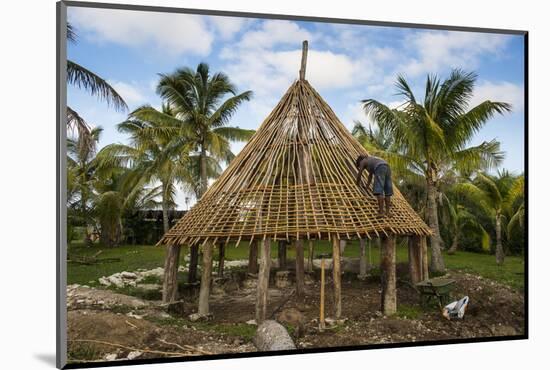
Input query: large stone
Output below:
<box><xmin>253</xmin><ymin>320</ymin><xmax>296</xmax><ymax>351</ymax></box>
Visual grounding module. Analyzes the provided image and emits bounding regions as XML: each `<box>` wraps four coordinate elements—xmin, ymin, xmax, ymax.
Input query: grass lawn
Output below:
<box><xmin>67</xmin><ymin>240</ymin><xmax>524</xmax><ymax>291</ymax></box>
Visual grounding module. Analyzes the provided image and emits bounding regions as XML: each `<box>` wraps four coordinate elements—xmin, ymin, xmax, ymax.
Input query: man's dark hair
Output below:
<box><xmin>355</xmin><ymin>154</ymin><xmax>368</xmax><ymax>168</ymax></box>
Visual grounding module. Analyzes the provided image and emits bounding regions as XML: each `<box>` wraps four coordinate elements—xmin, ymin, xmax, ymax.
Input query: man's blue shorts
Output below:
<box><xmin>373</xmin><ymin>164</ymin><xmax>393</xmax><ymax>196</ymax></box>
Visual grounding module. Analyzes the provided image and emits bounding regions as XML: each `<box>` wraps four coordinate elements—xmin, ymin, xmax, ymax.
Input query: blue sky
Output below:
<box><xmin>67</xmin><ymin>7</ymin><xmax>525</xmax><ymax>209</ymax></box>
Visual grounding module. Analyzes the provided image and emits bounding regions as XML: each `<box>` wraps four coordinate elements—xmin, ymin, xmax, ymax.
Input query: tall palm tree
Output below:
<box><xmin>155</xmin><ymin>62</ymin><xmax>254</xmax><ymax>198</ymax></box>
<box><xmin>455</xmin><ymin>171</ymin><xmax>517</xmax><ymax>264</ymax></box>
<box><xmin>362</xmin><ymin>70</ymin><xmax>510</xmax><ymax>273</ymax></box>
<box><xmin>66</xmin><ymin>23</ymin><xmax>127</xmax><ymax>145</ymax></box>
<box><xmin>67</xmin><ymin>126</ymin><xmax>103</xmax><ymax>245</ymax></box>
<box><xmin>96</xmin><ymin>104</ymin><xmax>193</xmax><ymax>234</ymax></box>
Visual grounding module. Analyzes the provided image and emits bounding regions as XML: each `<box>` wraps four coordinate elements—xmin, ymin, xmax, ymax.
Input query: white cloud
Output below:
<box><xmin>69</xmin><ymin>7</ymin><xmax>214</xmax><ymax>56</ymax></box>
<box><xmin>470</xmin><ymin>81</ymin><xmax>524</xmax><ymax>112</ymax></box>
<box><xmin>237</xmin><ymin>20</ymin><xmax>313</xmax><ymax>50</ymax></box>
<box><xmin>107</xmin><ymin>80</ymin><xmax>146</xmax><ymax>105</ymax></box>
<box><xmin>208</xmin><ymin>16</ymin><xmax>248</xmax><ymax>40</ymax></box>
<box><xmin>400</xmin><ymin>31</ymin><xmax>509</xmax><ymax>77</ymax></box>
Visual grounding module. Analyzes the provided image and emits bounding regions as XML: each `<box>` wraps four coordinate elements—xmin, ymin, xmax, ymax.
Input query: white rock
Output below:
<box><xmin>104</xmin><ymin>353</ymin><xmax>117</xmax><ymax>361</ymax></box>
<box><xmin>127</xmin><ymin>351</ymin><xmax>142</xmax><ymax>360</ymax></box>
<box><xmin>121</xmin><ymin>271</ymin><xmax>138</xmax><ymax>279</ymax></box>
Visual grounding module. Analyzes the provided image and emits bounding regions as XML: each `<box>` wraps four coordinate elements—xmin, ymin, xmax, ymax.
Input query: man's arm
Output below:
<box><xmin>366</xmin><ymin>173</ymin><xmax>373</xmax><ymax>189</ymax></box>
<box><xmin>356</xmin><ymin>165</ymin><xmax>365</xmax><ymax>187</ymax></box>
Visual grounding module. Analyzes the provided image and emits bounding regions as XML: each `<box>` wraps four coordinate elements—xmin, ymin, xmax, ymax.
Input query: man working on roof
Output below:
<box><xmin>356</xmin><ymin>154</ymin><xmax>393</xmax><ymax>217</ymax></box>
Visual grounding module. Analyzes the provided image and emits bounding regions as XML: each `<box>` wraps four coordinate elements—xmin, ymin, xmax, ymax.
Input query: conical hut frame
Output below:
<box><xmin>159</xmin><ymin>41</ymin><xmax>432</xmax><ymax>322</ymax></box>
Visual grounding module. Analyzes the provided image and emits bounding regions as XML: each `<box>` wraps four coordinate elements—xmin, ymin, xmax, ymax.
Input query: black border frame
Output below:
<box><xmin>56</xmin><ymin>1</ymin><xmax>529</xmax><ymax>369</ymax></box>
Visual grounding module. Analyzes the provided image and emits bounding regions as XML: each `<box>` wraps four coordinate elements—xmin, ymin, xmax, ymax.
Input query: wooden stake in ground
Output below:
<box><xmin>332</xmin><ymin>235</ymin><xmax>342</xmax><ymax>318</ymax></box>
<box><xmin>188</xmin><ymin>245</ymin><xmax>199</xmax><ymax>283</ymax></box>
<box><xmin>359</xmin><ymin>238</ymin><xmax>367</xmax><ymax>278</ymax></box>
<box><xmin>408</xmin><ymin>236</ymin><xmax>422</xmax><ymax>284</ymax></box>
<box><xmin>162</xmin><ymin>244</ymin><xmax>181</xmax><ymax>303</ymax></box>
<box><xmin>248</xmin><ymin>240</ymin><xmax>258</xmax><ymax>274</ymax></box>
<box><xmin>218</xmin><ymin>242</ymin><xmax>225</xmax><ymax>277</ymax></box>
<box><xmin>381</xmin><ymin>235</ymin><xmax>397</xmax><ymax>315</ymax></box>
<box><xmin>319</xmin><ymin>257</ymin><xmax>326</xmax><ymax>330</ymax></box>
<box><xmin>295</xmin><ymin>239</ymin><xmax>305</xmax><ymax>303</ymax></box>
<box><xmin>198</xmin><ymin>242</ymin><xmax>213</xmax><ymax>316</ymax></box>
<box><xmin>256</xmin><ymin>238</ymin><xmax>272</xmax><ymax>324</ymax></box>
<box><xmin>307</xmin><ymin>240</ymin><xmax>314</xmax><ymax>273</ymax></box>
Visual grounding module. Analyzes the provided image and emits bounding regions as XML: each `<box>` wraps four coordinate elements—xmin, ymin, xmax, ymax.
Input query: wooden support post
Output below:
<box><xmin>248</xmin><ymin>241</ymin><xmax>258</xmax><ymax>274</ymax></box>
<box><xmin>198</xmin><ymin>243</ymin><xmax>213</xmax><ymax>316</ymax></box>
<box><xmin>299</xmin><ymin>40</ymin><xmax>308</xmax><ymax>80</ymax></box>
<box><xmin>278</xmin><ymin>241</ymin><xmax>287</xmax><ymax>270</ymax></box>
<box><xmin>295</xmin><ymin>240</ymin><xmax>305</xmax><ymax>303</ymax></box>
<box><xmin>421</xmin><ymin>236</ymin><xmax>429</xmax><ymax>281</ymax></box>
<box><xmin>319</xmin><ymin>257</ymin><xmax>326</xmax><ymax>330</ymax></box>
<box><xmin>359</xmin><ymin>238</ymin><xmax>367</xmax><ymax>278</ymax></box>
<box><xmin>218</xmin><ymin>243</ymin><xmax>225</xmax><ymax>277</ymax></box>
<box><xmin>381</xmin><ymin>235</ymin><xmax>397</xmax><ymax>315</ymax></box>
<box><xmin>408</xmin><ymin>236</ymin><xmax>422</xmax><ymax>284</ymax></box>
<box><xmin>256</xmin><ymin>238</ymin><xmax>272</xmax><ymax>324</ymax></box>
<box><xmin>188</xmin><ymin>245</ymin><xmax>199</xmax><ymax>283</ymax></box>
<box><xmin>307</xmin><ymin>240</ymin><xmax>314</xmax><ymax>273</ymax></box>
<box><xmin>162</xmin><ymin>244</ymin><xmax>181</xmax><ymax>303</ymax></box>
<box><xmin>332</xmin><ymin>236</ymin><xmax>342</xmax><ymax>318</ymax></box>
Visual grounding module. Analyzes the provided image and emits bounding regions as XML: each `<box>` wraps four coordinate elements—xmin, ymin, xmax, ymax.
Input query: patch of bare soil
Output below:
<box><xmin>67</xmin><ymin>262</ymin><xmax>524</xmax><ymax>363</ymax></box>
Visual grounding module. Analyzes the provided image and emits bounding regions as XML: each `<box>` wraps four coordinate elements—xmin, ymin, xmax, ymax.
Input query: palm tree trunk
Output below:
<box><xmin>426</xmin><ymin>179</ymin><xmax>445</xmax><ymax>272</ymax></box>
<box><xmin>495</xmin><ymin>213</ymin><xmax>504</xmax><ymax>265</ymax></box>
<box><xmin>161</xmin><ymin>182</ymin><xmax>170</xmax><ymax>234</ymax></box>
<box><xmin>199</xmin><ymin>145</ymin><xmax>208</xmax><ymax>199</ymax></box>
<box><xmin>447</xmin><ymin>233</ymin><xmax>459</xmax><ymax>255</ymax></box>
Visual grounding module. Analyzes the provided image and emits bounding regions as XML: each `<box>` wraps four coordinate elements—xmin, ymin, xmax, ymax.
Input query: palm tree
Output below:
<box><xmin>155</xmin><ymin>62</ymin><xmax>254</xmax><ymax>198</ymax></box>
<box><xmin>362</xmin><ymin>69</ymin><xmax>511</xmax><ymax>273</ymax></box>
<box><xmin>441</xmin><ymin>192</ymin><xmax>490</xmax><ymax>254</ymax></box>
<box><xmin>66</xmin><ymin>23</ymin><xmax>127</xmax><ymax>145</ymax></box>
<box><xmin>67</xmin><ymin>126</ymin><xmax>103</xmax><ymax>245</ymax></box>
<box><xmin>455</xmin><ymin>171</ymin><xmax>517</xmax><ymax>264</ymax></box>
<box><xmin>97</xmin><ymin>104</ymin><xmax>193</xmax><ymax>234</ymax></box>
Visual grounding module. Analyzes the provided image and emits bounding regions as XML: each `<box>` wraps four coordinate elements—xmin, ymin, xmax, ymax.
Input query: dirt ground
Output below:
<box><xmin>67</xmin><ymin>262</ymin><xmax>524</xmax><ymax>363</ymax></box>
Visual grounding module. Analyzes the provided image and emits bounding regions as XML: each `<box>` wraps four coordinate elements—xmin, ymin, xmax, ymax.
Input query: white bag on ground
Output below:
<box><xmin>442</xmin><ymin>296</ymin><xmax>469</xmax><ymax>320</ymax></box>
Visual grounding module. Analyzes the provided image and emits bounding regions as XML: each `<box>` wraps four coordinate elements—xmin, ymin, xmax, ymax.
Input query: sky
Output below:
<box><xmin>67</xmin><ymin>7</ymin><xmax>525</xmax><ymax>210</ymax></box>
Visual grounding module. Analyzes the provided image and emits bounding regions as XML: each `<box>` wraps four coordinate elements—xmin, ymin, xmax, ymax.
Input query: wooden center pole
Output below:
<box><xmin>198</xmin><ymin>242</ymin><xmax>213</xmax><ymax>316</ymax></box>
<box><xmin>332</xmin><ymin>235</ymin><xmax>342</xmax><ymax>318</ymax></box>
<box><xmin>299</xmin><ymin>40</ymin><xmax>308</xmax><ymax>80</ymax></box>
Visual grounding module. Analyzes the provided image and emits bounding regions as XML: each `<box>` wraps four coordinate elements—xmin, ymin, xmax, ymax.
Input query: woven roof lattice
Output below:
<box><xmin>159</xmin><ymin>43</ymin><xmax>431</xmax><ymax>247</ymax></box>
